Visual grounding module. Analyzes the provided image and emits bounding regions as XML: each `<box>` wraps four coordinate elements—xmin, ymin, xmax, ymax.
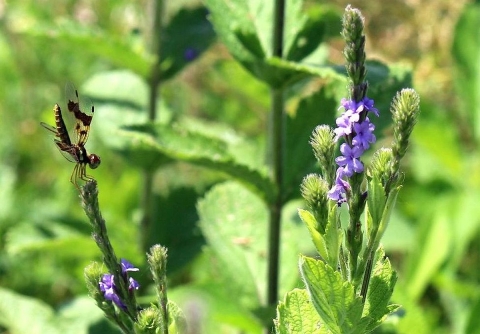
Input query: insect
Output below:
<box><xmin>40</xmin><ymin>83</ymin><xmax>101</xmax><ymax>189</ymax></box>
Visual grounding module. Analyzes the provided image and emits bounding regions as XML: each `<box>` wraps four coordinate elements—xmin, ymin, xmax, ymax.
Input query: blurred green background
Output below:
<box><xmin>0</xmin><ymin>0</ymin><xmax>480</xmax><ymax>333</ymax></box>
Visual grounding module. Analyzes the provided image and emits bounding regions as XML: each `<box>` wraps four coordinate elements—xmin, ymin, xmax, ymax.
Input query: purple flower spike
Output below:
<box><xmin>121</xmin><ymin>259</ymin><xmax>139</xmax><ymax>274</ymax></box>
<box><xmin>336</xmin><ymin>143</ymin><xmax>364</xmax><ymax>176</ymax></box>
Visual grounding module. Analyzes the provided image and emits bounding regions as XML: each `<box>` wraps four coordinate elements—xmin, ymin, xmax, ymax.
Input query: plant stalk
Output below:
<box><xmin>140</xmin><ymin>0</ymin><xmax>164</xmax><ymax>252</ymax></box>
<box><xmin>266</xmin><ymin>0</ymin><xmax>286</xmax><ymax>315</ymax></box>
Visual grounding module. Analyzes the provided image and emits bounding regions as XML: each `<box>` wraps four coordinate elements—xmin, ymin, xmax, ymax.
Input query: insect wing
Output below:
<box><xmin>65</xmin><ymin>82</ymin><xmax>95</xmax><ymax>146</ymax></box>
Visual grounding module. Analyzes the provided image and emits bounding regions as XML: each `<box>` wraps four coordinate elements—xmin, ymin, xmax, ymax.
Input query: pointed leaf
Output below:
<box><xmin>118</xmin><ymin>123</ymin><xmax>275</xmax><ymax>203</ymax></box>
<box><xmin>17</xmin><ymin>21</ymin><xmax>152</xmax><ymax>77</ymax></box>
<box><xmin>363</xmin><ymin>247</ymin><xmax>399</xmax><ymax>332</ymax></box>
<box><xmin>275</xmin><ymin>289</ymin><xmax>329</xmax><ymax>334</ymax></box>
<box><xmin>366</xmin><ymin>174</ymin><xmax>386</xmax><ymax>236</ymax></box>
<box><xmin>299</xmin><ymin>256</ymin><xmax>369</xmax><ymax>334</ymax></box>
<box><xmin>299</xmin><ymin>209</ymin><xmax>328</xmax><ymax>261</ymax></box>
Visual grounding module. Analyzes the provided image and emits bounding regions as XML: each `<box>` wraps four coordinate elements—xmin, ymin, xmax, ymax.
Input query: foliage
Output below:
<box><xmin>0</xmin><ymin>0</ymin><xmax>479</xmax><ymax>333</ymax></box>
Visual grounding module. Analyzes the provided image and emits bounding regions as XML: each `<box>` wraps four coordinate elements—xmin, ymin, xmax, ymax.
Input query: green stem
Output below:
<box><xmin>140</xmin><ymin>0</ymin><xmax>164</xmax><ymax>252</ymax></box>
<box><xmin>266</xmin><ymin>0</ymin><xmax>285</xmax><ymax>313</ymax></box>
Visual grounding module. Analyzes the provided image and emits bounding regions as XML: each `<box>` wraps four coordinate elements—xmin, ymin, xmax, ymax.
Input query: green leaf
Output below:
<box><xmin>284</xmin><ymin>5</ymin><xmax>341</xmax><ymax>62</ymax></box>
<box><xmin>323</xmin><ymin>206</ymin><xmax>341</xmax><ymax>270</ymax></box>
<box><xmin>299</xmin><ymin>256</ymin><xmax>369</xmax><ymax>334</ymax></box>
<box><xmin>198</xmin><ymin>182</ymin><xmax>306</xmax><ymax>309</ymax></box>
<box><xmin>363</xmin><ymin>247</ymin><xmax>399</xmax><ymax>332</ymax></box>
<box><xmin>204</xmin><ymin>0</ymin><xmax>267</xmax><ymax>62</ymax></box>
<box><xmin>366</xmin><ymin>174</ymin><xmax>386</xmax><ymax>236</ymax></box>
<box><xmin>0</xmin><ymin>287</ymin><xmax>59</xmax><ymax>333</ymax></box>
<box><xmin>0</xmin><ymin>289</ymin><xmax>108</xmax><ymax>334</ymax></box>
<box><xmin>452</xmin><ymin>3</ymin><xmax>480</xmax><ymax>140</ymax></box>
<box><xmin>161</xmin><ymin>6</ymin><xmax>216</xmax><ymax>80</ymax></box>
<box><xmin>17</xmin><ymin>21</ymin><xmax>153</xmax><ymax>77</ymax></box>
<box><xmin>275</xmin><ymin>289</ymin><xmax>329</xmax><ymax>334</ymax></box>
<box><xmin>167</xmin><ymin>300</ymin><xmax>188</xmax><ymax>334</ymax></box>
<box><xmin>205</xmin><ymin>0</ymin><xmax>346</xmax><ymax>88</ymax></box>
<box><xmin>299</xmin><ymin>209</ymin><xmax>328</xmax><ymax>260</ymax></box>
<box><xmin>117</xmin><ymin>123</ymin><xmax>276</xmax><ymax>203</ymax></box>
<box><xmin>169</xmin><ymin>283</ymin><xmax>263</xmax><ymax>333</ymax></box>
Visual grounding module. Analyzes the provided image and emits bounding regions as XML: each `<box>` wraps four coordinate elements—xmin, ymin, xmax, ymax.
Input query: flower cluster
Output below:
<box><xmin>328</xmin><ymin>97</ymin><xmax>379</xmax><ymax>204</ymax></box>
<box><xmin>99</xmin><ymin>259</ymin><xmax>140</xmax><ymax>309</ymax></box>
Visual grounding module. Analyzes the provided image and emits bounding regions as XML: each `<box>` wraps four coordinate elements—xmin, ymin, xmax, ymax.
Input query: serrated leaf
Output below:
<box><xmin>117</xmin><ymin>123</ymin><xmax>275</xmax><ymax>203</ymax></box>
<box><xmin>299</xmin><ymin>256</ymin><xmax>369</xmax><ymax>334</ymax></box>
<box><xmin>363</xmin><ymin>247</ymin><xmax>399</xmax><ymax>332</ymax></box>
<box><xmin>298</xmin><ymin>209</ymin><xmax>328</xmax><ymax>261</ymax></box>
<box><xmin>275</xmin><ymin>289</ymin><xmax>329</xmax><ymax>334</ymax></box>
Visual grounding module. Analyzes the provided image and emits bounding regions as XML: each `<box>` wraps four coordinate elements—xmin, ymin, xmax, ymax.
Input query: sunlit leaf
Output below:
<box><xmin>117</xmin><ymin>123</ymin><xmax>276</xmax><ymax>203</ymax></box>
<box><xmin>275</xmin><ymin>289</ymin><xmax>327</xmax><ymax>334</ymax></box>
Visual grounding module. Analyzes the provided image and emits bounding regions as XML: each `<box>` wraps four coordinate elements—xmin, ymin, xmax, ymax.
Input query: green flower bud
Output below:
<box><xmin>301</xmin><ymin>173</ymin><xmax>329</xmax><ymax>233</ymax></box>
<box><xmin>310</xmin><ymin>125</ymin><xmax>336</xmax><ymax>185</ymax></box>
<box><xmin>391</xmin><ymin>88</ymin><xmax>420</xmax><ymax>172</ymax></box>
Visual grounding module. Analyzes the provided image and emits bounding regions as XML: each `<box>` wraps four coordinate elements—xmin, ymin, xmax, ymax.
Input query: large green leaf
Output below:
<box><xmin>205</xmin><ymin>0</ymin><xmax>344</xmax><ymax>88</ymax></box>
<box><xmin>275</xmin><ymin>289</ymin><xmax>328</xmax><ymax>334</ymax></box>
<box><xmin>299</xmin><ymin>256</ymin><xmax>368</xmax><ymax>334</ymax></box>
<box><xmin>17</xmin><ymin>21</ymin><xmax>153</xmax><ymax>77</ymax></box>
<box><xmin>117</xmin><ymin>123</ymin><xmax>276</xmax><ymax>203</ymax></box>
<box><xmin>197</xmin><ymin>182</ymin><xmax>306</xmax><ymax>310</ymax></box>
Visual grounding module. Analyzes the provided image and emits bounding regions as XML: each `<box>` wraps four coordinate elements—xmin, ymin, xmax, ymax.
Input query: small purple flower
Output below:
<box><xmin>362</xmin><ymin>97</ymin><xmax>379</xmax><ymax>117</ymax></box>
<box><xmin>129</xmin><ymin>277</ymin><xmax>140</xmax><ymax>290</ymax></box>
<box><xmin>99</xmin><ymin>259</ymin><xmax>140</xmax><ymax>310</ymax></box>
<box><xmin>328</xmin><ymin>167</ymin><xmax>350</xmax><ymax>204</ymax></box>
<box><xmin>184</xmin><ymin>48</ymin><xmax>198</xmax><ymax>61</ymax></box>
<box><xmin>121</xmin><ymin>259</ymin><xmax>139</xmax><ymax>274</ymax></box>
<box><xmin>335</xmin><ymin>143</ymin><xmax>364</xmax><ymax>177</ymax></box>
<box><xmin>352</xmin><ymin>118</ymin><xmax>376</xmax><ymax>150</ymax></box>
<box><xmin>99</xmin><ymin>274</ymin><xmax>125</xmax><ymax>309</ymax></box>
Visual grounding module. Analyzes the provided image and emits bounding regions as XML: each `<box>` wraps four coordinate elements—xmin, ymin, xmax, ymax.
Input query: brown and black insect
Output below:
<box><xmin>41</xmin><ymin>84</ymin><xmax>100</xmax><ymax>189</ymax></box>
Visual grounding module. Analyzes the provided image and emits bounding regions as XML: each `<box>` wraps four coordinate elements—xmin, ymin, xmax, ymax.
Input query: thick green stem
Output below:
<box><xmin>140</xmin><ymin>0</ymin><xmax>164</xmax><ymax>253</ymax></box>
<box><xmin>266</xmin><ymin>0</ymin><xmax>286</xmax><ymax>315</ymax></box>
